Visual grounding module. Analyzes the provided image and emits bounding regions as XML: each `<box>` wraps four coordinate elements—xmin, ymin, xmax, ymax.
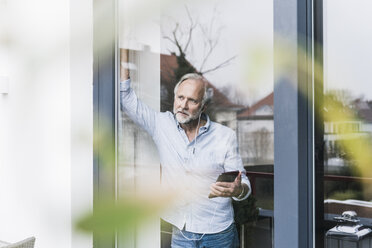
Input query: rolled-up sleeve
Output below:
<box><xmin>223</xmin><ymin>131</ymin><xmax>251</xmax><ymax>201</ymax></box>
<box><xmin>120</xmin><ymin>79</ymin><xmax>158</xmax><ymax>137</ymax></box>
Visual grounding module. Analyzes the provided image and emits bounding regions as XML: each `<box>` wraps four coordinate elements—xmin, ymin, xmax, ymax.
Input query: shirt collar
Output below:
<box><xmin>200</xmin><ymin>114</ymin><xmax>210</xmax><ymax>132</ymax></box>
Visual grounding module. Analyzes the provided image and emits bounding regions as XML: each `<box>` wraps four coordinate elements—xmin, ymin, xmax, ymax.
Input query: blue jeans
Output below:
<box><xmin>171</xmin><ymin>223</ymin><xmax>240</xmax><ymax>248</ymax></box>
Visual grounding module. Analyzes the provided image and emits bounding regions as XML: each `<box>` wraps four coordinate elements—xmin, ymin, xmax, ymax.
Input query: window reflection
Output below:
<box><xmin>118</xmin><ymin>0</ymin><xmax>273</xmax><ymax>247</ymax></box>
<box><xmin>323</xmin><ymin>0</ymin><xmax>372</xmax><ymax>245</ymax></box>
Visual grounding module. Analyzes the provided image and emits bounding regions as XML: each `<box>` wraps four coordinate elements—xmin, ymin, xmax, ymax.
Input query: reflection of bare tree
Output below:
<box><xmin>161</xmin><ymin>5</ymin><xmax>238</xmax><ymax>113</ymax></box>
<box><xmin>162</xmin><ymin>6</ymin><xmax>236</xmax><ymax>77</ymax></box>
<box><xmin>248</xmin><ymin>128</ymin><xmax>271</xmax><ymax>163</ymax></box>
<box><xmin>219</xmin><ymin>85</ymin><xmax>250</xmax><ymax>105</ymax></box>
<box><xmin>326</xmin><ymin>89</ymin><xmax>354</xmax><ymax>107</ymax></box>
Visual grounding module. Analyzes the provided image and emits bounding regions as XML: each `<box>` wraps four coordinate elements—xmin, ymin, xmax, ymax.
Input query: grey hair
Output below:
<box><xmin>173</xmin><ymin>73</ymin><xmax>213</xmax><ymax>106</ymax></box>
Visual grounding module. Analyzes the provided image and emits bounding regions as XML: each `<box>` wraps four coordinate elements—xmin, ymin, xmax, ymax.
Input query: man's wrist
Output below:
<box><xmin>235</xmin><ymin>185</ymin><xmax>245</xmax><ymax>198</ymax></box>
<box><xmin>236</xmin><ymin>184</ymin><xmax>247</xmax><ymax>199</ymax></box>
<box><xmin>120</xmin><ymin>78</ymin><xmax>131</xmax><ymax>92</ymax></box>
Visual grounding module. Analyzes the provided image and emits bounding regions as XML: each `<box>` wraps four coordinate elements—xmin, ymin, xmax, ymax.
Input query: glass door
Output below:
<box><xmin>117</xmin><ymin>0</ymin><xmax>274</xmax><ymax>247</ymax></box>
<box><xmin>319</xmin><ymin>0</ymin><xmax>372</xmax><ymax>246</ymax></box>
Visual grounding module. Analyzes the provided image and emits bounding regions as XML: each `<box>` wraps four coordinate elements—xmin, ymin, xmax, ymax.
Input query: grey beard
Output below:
<box><xmin>174</xmin><ymin>110</ymin><xmax>202</xmax><ymax>124</ymax></box>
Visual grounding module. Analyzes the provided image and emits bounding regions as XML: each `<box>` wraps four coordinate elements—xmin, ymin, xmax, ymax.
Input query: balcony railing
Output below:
<box><xmin>246</xmin><ymin>171</ymin><xmax>372</xmax><ymax>197</ymax></box>
<box><xmin>246</xmin><ymin>171</ymin><xmax>273</xmax><ymax>196</ymax></box>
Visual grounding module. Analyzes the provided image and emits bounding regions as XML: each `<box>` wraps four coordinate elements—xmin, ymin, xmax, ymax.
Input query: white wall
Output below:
<box><xmin>70</xmin><ymin>0</ymin><xmax>93</xmax><ymax>247</ymax></box>
<box><xmin>0</xmin><ymin>0</ymin><xmax>93</xmax><ymax>247</ymax></box>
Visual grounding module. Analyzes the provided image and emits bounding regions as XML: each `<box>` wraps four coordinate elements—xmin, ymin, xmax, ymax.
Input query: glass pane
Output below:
<box><xmin>322</xmin><ymin>0</ymin><xmax>372</xmax><ymax>246</ymax></box>
<box><xmin>117</xmin><ymin>0</ymin><xmax>273</xmax><ymax>247</ymax></box>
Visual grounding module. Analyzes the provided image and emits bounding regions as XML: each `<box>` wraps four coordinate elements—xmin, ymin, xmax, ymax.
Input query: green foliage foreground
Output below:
<box><xmin>76</xmin><ymin>196</ymin><xmax>168</xmax><ymax>237</ymax></box>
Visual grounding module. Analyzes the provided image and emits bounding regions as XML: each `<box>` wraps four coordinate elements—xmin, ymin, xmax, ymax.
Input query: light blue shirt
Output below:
<box><xmin>120</xmin><ymin>79</ymin><xmax>251</xmax><ymax>234</ymax></box>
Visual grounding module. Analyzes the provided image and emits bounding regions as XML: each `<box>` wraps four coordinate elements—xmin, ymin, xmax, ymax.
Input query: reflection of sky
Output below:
<box><xmin>120</xmin><ymin>0</ymin><xmax>372</xmax><ymax>103</ymax></box>
<box><xmin>161</xmin><ymin>0</ymin><xmax>273</xmax><ymax>105</ymax></box>
<box><xmin>324</xmin><ymin>0</ymin><xmax>372</xmax><ymax>100</ymax></box>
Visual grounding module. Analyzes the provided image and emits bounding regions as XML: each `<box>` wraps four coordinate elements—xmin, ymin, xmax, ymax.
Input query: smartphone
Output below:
<box><xmin>216</xmin><ymin>170</ymin><xmax>240</xmax><ymax>183</ymax></box>
<box><xmin>208</xmin><ymin>171</ymin><xmax>240</xmax><ymax>198</ymax></box>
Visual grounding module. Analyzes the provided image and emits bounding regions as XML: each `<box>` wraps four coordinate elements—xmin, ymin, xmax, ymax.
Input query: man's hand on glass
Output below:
<box><xmin>120</xmin><ymin>48</ymin><xmax>130</xmax><ymax>81</ymax></box>
<box><xmin>209</xmin><ymin>171</ymin><xmax>246</xmax><ymax>199</ymax></box>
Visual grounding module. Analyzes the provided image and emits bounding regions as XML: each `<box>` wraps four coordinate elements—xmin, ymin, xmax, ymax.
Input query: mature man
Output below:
<box><xmin>120</xmin><ymin>51</ymin><xmax>251</xmax><ymax>248</ymax></box>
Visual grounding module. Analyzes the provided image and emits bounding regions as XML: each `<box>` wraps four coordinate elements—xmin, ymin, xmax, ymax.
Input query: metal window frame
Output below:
<box><xmin>314</xmin><ymin>0</ymin><xmax>324</xmax><ymax>247</ymax></box>
<box><xmin>274</xmin><ymin>0</ymin><xmax>323</xmax><ymax>247</ymax></box>
<box><xmin>93</xmin><ymin>0</ymin><xmax>117</xmax><ymax>247</ymax></box>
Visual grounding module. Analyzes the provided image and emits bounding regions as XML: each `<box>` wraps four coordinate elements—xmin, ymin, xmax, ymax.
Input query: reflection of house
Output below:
<box><xmin>160</xmin><ymin>53</ymin><xmax>244</xmax><ymax>131</ymax></box>
<box><xmin>237</xmin><ymin>92</ymin><xmax>274</xmax><ymax>165</ymax></box>
<box><xmin>356</xmin><ymin>100</ymin><xmax>372</xmax><ymax>133</ymax></box>
<box><xmin>325</xmin><ymin>99</ymin><xmax>372</xmax><ymax>167</ymax></box>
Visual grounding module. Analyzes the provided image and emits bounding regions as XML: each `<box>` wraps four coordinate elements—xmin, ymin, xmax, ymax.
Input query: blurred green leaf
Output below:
<box><xmin>76</xmin><ymin>197</ymin><xmax>165</xmax><ymax>237</ymax></box>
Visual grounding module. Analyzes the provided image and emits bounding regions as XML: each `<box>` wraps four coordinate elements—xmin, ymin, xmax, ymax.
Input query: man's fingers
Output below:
<box><xmin>210</xmin><ymin>183</ymin><xmax>234</xmax><ymax>194</ymax></box>
<box><xmin>215</xmin><ymin>182</ymin><xmax>234</xmax><ymax>187</ymax></box>
<box><xmin>210</xmin><ymin>184</ymin><xmax>225</xmax><ymax>193</ymax></box>
<box><xmin>210</xmin><ymin>187</ymin><xmax>229</xmax><ymax>197</ymax></box>
<box><xmin>209</xmin><ymin>187</ymin><xmax>221</xmax><ymax>196</ymax></box>
<box><xmin>209</xmin><ymin>185</ymin><xmax>221</xmax><ymax>197</ymax></box>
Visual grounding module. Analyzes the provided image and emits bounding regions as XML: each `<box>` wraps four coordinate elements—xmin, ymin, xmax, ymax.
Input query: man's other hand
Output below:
<box><xmin>209</xmin><ymin>171</ymin><xmax>244</xmax><ymax>198</ymax></box>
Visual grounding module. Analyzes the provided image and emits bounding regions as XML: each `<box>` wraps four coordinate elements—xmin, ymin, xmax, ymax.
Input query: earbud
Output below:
<box><xmin>193</xmin><ymin>113</ymin><xmax>202</xmax><ymax>154</ymax></box>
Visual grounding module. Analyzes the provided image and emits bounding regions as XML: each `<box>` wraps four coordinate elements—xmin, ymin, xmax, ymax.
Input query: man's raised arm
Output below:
<box><xmin>119</xmin><ymin>49</ymin><xmax>158</xmax><ymax>137</ymax></box>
